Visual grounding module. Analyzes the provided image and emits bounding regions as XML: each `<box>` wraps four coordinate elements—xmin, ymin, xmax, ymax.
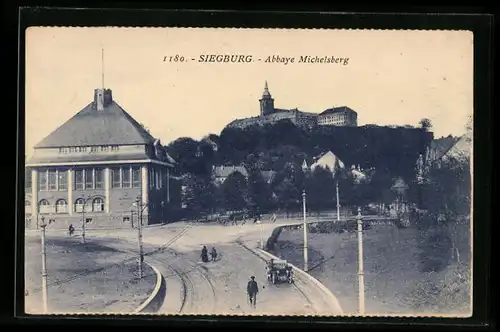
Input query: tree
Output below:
<box><xmin>181</xmin><ymin>174</ymin><xmax>218</xmax><ymax>217</ymax></box>
<box><xmin>421</xmin><ymin>155</ymin><xmax>471</xmax><ymax>218</ymax></box>
<box><xmin>167</xmin><ymin>137</ymin><xmax>212</xmax><ymax>176</ymax></box>
<box><xmin>247</xmin><ymin>169</ymin><xmax>272</xmax><ymax>212</ymax></box>
<box><xmin>419</xmin><ymin>118</ymin><xmax>433</xmax><ymax>131</ymax></box>
<box><xmin>305</xmin><ymin>166</ymin><xmax>336</xmax><ymax>213</ymax></box>
<box><xmin>222</xmin><ymin>171</ymin><xmax>248</xmax><ymax>211</ymax></box>
<box><xmin>273</xmin><ymin>177</ymin><xmax>300</xmax><ymax>217</ymax></box>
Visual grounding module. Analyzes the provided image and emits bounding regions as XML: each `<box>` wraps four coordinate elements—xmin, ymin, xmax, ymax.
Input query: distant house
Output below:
<box><xmin>260</xmin><ymin>170</ymin><xmax>276</xmax><ymax>184</ymax></box>
<box><xmin>350</xmin><ymin>165</ymin><xmax>368</xmax><ymax>184</ymax></box>
<box><xmin>424</xmin><ymin>135</ymin><xmax>460</xmax><ymax>163</ymax></box>
<box><xmin>443</xmin><ymin>132</ymin><xmax>472</xmax><ymax>161</ymax></box>
<box><xmin>212</xmin><ymin>165</ymin><xmax>249</xmax><ymax>185</ymax></box>
<box><xmin>211</xmin><ymin>165</ymin><xmax>276</xmax><ymax>186</ymax></box>
<box><xmin>310</xmin><ymin>151</ymin><xmax>346</xmax><ymax>176</ymax></box>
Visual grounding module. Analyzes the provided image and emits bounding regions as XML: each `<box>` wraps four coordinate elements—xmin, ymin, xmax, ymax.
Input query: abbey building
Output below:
<box><xmin>226</xmin><ymin>81</ymin><xmax>358</xmax><ymax>129</ymax></box>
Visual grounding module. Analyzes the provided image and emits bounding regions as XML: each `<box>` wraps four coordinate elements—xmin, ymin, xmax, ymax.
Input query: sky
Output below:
<box><xmin>25</xmin><ymin>27</ymin><xmax>473</xmax><ymax>158</ymax></box>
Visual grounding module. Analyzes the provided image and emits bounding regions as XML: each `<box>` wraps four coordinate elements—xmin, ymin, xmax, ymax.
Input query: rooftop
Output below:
<box><xmin>34</xmin><ymin>88</ymin><xmax>156</xmax><ymax>149</ymax></box>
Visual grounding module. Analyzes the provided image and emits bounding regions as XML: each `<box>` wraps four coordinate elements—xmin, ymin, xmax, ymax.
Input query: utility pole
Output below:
<box><xmin>357</xmin><ymin>207</ymin><xmax>365</xmax><ymax>314</ymax></box>
<box><xmin>40</xmin><ymin>216</ymin><xmax>48</xmax><ymax>314</ymax></box>
<box><xmin>336</xmin><ymin>181</ymin><xmax>340</xmax><ymax>223</ymax></box>
<box><xmin>258</xmin><ymin>219</ymin><xmax>264</xmax><ymax>249</ymax></box>
<box><xmin>302</xmin><ymin>190</ymin><xmax>308</xmax><ymax>272</ymax></box>
<box><xmin>81</xmin><ymin>198</ymin><xmax>86</xmax><ymax>244</ymax></box>
<box><xmin>135</xmin><ymin>198</ymin><xmax>144</xmax><ymax>279</ymax></box>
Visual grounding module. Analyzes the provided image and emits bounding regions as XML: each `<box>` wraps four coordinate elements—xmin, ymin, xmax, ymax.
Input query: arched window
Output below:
<box><xmin>74</xmin><ymin>198</ymin><xmax>85</xmax><ymax>213</ymax></box>
<box><xmin>56</xmin><ymin>199</ymin><xmax>68</xmax><ymax>213</ymax></box>
<box><xmin>92</xmin><ymin>197</ymin><xmax>104</xmax><ymax>212</ymax></box>
<box><xmin>39</xmin><ymin>199</ymin><xmax>51</xmax><ymax>214</ymax></box>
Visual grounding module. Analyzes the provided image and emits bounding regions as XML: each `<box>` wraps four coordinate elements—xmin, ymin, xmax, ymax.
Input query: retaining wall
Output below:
<box><xmin>134</xmin><ymin>263</ymin><xmax>166</xmax><ymax>313</ymax></box>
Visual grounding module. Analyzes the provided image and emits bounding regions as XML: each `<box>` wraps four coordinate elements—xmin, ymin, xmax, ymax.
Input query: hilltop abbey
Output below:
<box><xmin>226</xmin><ymin>81</ymin><xmax>358</xmax><ymax>130</ymax></box>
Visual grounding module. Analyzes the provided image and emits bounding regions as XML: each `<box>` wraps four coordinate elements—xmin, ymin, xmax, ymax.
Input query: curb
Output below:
<box><xmin>133</xmin><ymin>263</ymin><xmax>166</xmax><ymax>313</ymax></box>
<box><xmin>239</xmin><ymin>240</ymin><xmax>344</xmax><ymax>315</ymax></box>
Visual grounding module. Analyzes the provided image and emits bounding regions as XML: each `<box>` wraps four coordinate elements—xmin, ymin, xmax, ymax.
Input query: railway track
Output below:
<box><xmin>26</xmin><ymin>224</ymin><xmax>193</xmax><ymax>295</ymax></box>
<box><xmin>146</xmin><ymin>249</ymin><xmax>218</xmax><ymax>314</ymax></box>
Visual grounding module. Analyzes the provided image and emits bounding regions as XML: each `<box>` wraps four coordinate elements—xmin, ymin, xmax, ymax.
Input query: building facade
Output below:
<box><xmin>227</xmin><ymin>82</ymin><xmax>358</xmax><ymax>130</ymax></box>
<box><xmin>317</xmin><ymin>106</ymin><xmax>358</xmax><ymax>126</ymax></box>
<box><xmin>25</xmin><ymin>88</ymin><xmax>180</xmax><ymax>229</ymax></box>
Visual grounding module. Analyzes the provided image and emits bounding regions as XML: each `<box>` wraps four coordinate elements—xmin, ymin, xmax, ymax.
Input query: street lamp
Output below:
<box><xmin>160</xmin><ymin>200</ymin><xmax>165</xmax><ymax>225</ymax></box>
<box><xmin>133</xmin><ymin>197</ymin><xmax>147</xmax><ymax>279</ymax></box>
<box><xmin>302</xmin><ymin>190</ymin><xmax>308</xmax><ymax>272</ymax></box>
<box><xmin>80</xmin><ymin>195</ymin><xmax>91</xmax><ymax>244</ymax></box>
<box><xmin>257</xmin><ymin>219</ymin><xmax>264</xmax><ymax>249</ymax></box>
<box><xmin>301</xmin><ymin>160</ymin><xmax>309</xmax><ymax>272</ymax></box>
<box><xmin>39</xmin><ymin>216</ymin><xmax>48</xmax><ymax>314</ymax></box>
<box><xmin>336</xmin><ymin>181</ymin><xmax>340</xmax><ymax>223</ymax></box>
<box><xmin>356</xmin><ymin>207</ymin><xmax>365</xmax><ymax>314</ymax></box>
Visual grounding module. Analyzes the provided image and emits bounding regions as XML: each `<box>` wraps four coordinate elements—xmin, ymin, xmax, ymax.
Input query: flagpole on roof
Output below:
<box><xmin>101</xmin><ymin>48</ymin><xmax>105</xmax><ymax>89</ymax></box>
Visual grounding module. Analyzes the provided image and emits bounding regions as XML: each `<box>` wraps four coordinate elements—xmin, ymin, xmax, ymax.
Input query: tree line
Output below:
<box><xmin>166</xmin><ymin>119</ymin><xmax>440</xmax><ymax>218</ymax></box>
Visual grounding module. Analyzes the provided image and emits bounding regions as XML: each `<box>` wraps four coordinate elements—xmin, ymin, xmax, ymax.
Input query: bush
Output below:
<box><xmin>399</xmin><ymin>271</ymin><xmax>442</xmax><ymax>310</ymax></box>
<box><xmin>417</xmin><ymin>224</ymin><xmax>452</xmax><ymax>273</ymax></box>
<box><xmin>440</xmin><ymin>263</ymin><xmax>471</xmax><ymax>313</ymax></box>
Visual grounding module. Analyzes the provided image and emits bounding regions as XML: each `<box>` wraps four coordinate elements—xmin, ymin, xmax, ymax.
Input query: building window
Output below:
<box><xmin>112</xmin><ymin>167</ymin><xmax>121</xmax><ymax>188</ymax></box>
<box><xmin>85</xmin><ymin>169</ymin><xmax>94</xmax><ymax>189</ymax></box>
<box><xmin>39</xmin><ymin>170</ymin><xmax>48</xmax><ymax>191</ymax></box>
<box><xmin>74</xmin><ymin>198</ymin><xmax>85</xmax><ymax>213</ymax></box>
<box><xmin>159</xmin><ymin>169</ymin><xmax>163</xmax><ymax>189</ymax></box>
<box><xmin>56</xmin><ymin>199</ymin><xmax>68</xmax><ymax>213</ymax></box>
<box><xmin>74</xmin><ymin>169</ymin><xmax>84</xmax><ymax>190</ymax></box>
<box><xmin>58</xmin><ymin>171</ymin><xmax>67</xmax><ymax>191</ymax></box>
<box><xmin>39</xmin><ymin>199</ymin><xmax>51</xmax><ymax>214</ymax></box>
<box><xmin>122</xmin><ymin>167</ymin><xmax>131</xmax><ymax>188</ymax></box>
<box><xmin>25</xmin><ymin>170</ymin><xmax>32</xmax><ymax>190</ymax></box>
<box><xmin>92</xmin><ymin>197</ymin><xmax>104</xmax><ymax>212</ymax></box>
<box><xmin>132</xmin><ymin>167</ymin><xmax>141</xmax><ymax>188</ymax></box>
<box><xmin>95</xmin><ymin>169</ymin><xmax>104</xmax><ymax>189</ymax></box>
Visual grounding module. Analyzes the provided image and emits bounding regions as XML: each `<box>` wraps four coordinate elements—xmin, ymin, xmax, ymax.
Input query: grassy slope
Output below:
<box><xmin>24</xmin><ymin>236</ymin><xmax>156</xmax><ymax>314</ymax></box>
<box><xmin>271</xmin><ymin>222</ymin><xmax>471</xmax><ymax>316</ymax></box>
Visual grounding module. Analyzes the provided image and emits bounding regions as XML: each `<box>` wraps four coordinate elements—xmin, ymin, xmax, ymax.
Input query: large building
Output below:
<box><xmin>317</xmin><ymin>106</ymin><xmax>358</xmax><ymax>126</ymax></box>
<box><xmin>25</xmin><ymin>87</ymin><xmax>181</xmax><ymax>229</ymax></box>
<box><xmin>227</xmin><ymin>82</ymin><xmax>357</xmax><ymax>130</ymax></box>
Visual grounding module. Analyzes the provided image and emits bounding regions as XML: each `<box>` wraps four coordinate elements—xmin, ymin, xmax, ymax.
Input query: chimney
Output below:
<box><xmin>94</xmin><ymin>88</ymin><xmax>113</xmax><ymax>111</ymax></box>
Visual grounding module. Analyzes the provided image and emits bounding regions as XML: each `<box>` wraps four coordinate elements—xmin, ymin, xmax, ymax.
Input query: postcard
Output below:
<box><xmin>23</xmin><ymin>27</ymin><xmax>473</xmax><ymax>317</ymax></box>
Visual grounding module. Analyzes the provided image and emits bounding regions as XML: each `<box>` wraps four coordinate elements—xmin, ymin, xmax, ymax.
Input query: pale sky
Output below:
<box><xmin>25</xmin><ymin>27</ymin><xmax>473</xmax><ymax>158</ymax></box>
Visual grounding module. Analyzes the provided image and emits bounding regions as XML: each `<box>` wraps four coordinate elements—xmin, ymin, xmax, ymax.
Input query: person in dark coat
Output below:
<box><xmin>68</xmin><ymin>224</ymin><xmax>75</xmax><ymax>236</ymax></box>
<box><xmin>210</xmin><ymin>247</ymin><xmax>218</xmax><ymax>262</ymax></box>
<box><xmin>201</xmin><ymin>246</ymin><xmax>209</xmax><ymax>263</ymax></box>
<box><xmin>247</xmin><ymin>276</ymin><xmax>259</xmax><ymax>308</ymax></box>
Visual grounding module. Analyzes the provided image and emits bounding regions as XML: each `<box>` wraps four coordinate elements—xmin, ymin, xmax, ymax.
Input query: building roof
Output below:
<box><xmin>444</xmin><ymin>132</ymin><xmax>472</xmax><ymax>160</ymax></box>
<box><xmin>212</xmin><ymin>165</ymin><xmax>249</xmax><ymax>178</ymax></box>
<box><xmin>34</xmin><ymin>91</ymin><xmax>156</xmax><ymax>148</ymax></box>
<box><xmin>311</xmin><ymin>151</ymin><xmax>345</xmax><ymax>174</ymax></box>
<box><xmin>261</xmin><ymin>170</ymin><xmax>276</xmax><ymax>183</ymax></box>
<box><xmin>318</xmin><ymin>106</ymin><xmax>357</xmax><ymax>116</ymax></box>
<box><xmin>426</xmin><ymin>136</ymin><xmax>460</xmax><ymax>161</ymax></box>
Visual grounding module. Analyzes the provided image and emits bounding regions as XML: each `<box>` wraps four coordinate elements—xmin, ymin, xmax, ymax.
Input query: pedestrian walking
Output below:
<box><xmin>270</xmin><ymin>213</ymin><xmax>277</xmax><ymax>223</ymax></box>
<box><xmin>68</xmin><ymin>224</ymin><xmax>75</xmax><ymax>236</ymax></box>
<box><xmin>247</xmin><ymin>276</ymin><xmax>259</xmax><ymax>308</ymax></box>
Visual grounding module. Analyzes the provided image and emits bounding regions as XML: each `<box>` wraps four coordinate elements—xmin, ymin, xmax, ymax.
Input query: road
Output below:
<box><xmin>24</xmin><ymin>219</ymin><xmax>346</xmax><ymax>315</ymax></box>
